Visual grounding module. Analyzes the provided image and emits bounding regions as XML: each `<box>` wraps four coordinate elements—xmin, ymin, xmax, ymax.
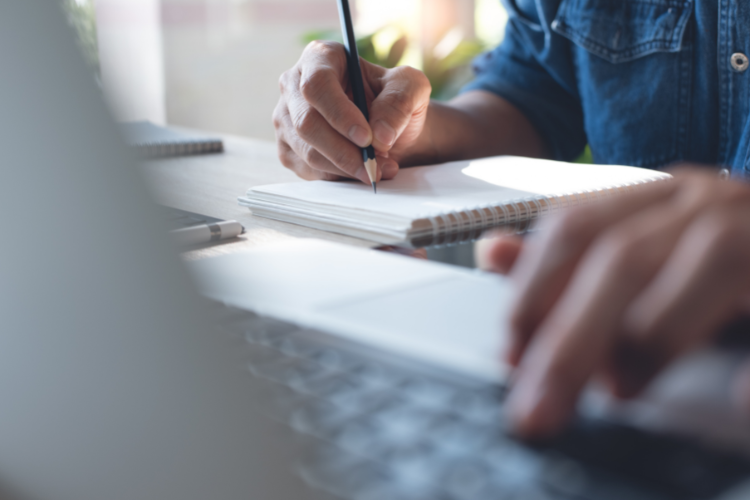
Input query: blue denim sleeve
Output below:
<box><xmin>462</xmin><ymin>17</ymin><xmax>587</xmax><ymax>162</ymax></box>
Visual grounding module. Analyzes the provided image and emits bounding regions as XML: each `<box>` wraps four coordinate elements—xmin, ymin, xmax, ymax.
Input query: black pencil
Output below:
<box><xmin>336</xmin><ymin>0</ymin><xmax>378</xmax><ymax>193</ymax></box>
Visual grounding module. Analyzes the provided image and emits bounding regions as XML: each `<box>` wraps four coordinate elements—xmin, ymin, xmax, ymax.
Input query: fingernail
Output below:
<box><xmin>373</xmin><ymin>120</ymin><xmax>396</xmax><ymax>147</ymax></box>
<box><xmin>348</xmin><ymin>125</ymin><xmax>371</xmax><ymax>148</ymax></box>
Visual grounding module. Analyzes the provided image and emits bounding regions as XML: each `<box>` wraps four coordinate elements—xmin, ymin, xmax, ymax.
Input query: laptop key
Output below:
<box><xmin>243</xmin><ymin>317</ymin><xmax>300</xmax><ymax>347</ymax></box>
<box><xmin>249</xmin><ymin>357</ymin><xmax>333</xmax><ymax>388</ymax></box>
<box><xmin>316</xmin><ymin>376</ymin><xmax>392</xmax><ymax>413</ymax></box>
<box><xmin>428</xmin><ymin>417</ymin><xmax>494</xmax><ymax>457</ymax></box>
<box><xmin>356</xmin><ymin>483</ymin><xmax>448</xmax><ymax>500</ymax></box>
<box><xmin>347</xmin><ymin>362</ymin><xmax>407</xmax><ymax>392</ymax></box>
<box><xmin>452</xmin><ymin>388</ymin><xmax>505</xmax><ymax>425</ymax></box>
<box><xmin>484</xmin><ymin>439</ymin><xmax>543</xmax><ymax>488</ymax></box>
<box><xmin>440</xmin><ymin>460</ymin><xmax>492</xmax><ymax>500</ymax></box>
<box><xmin>370</xmin><ymin>402</ymin><xmax>439</xmax><ymax>445</ymax></box>
<box><xmin>334</xmin><ymin>419</ymin><xmax>392</xmax><ymax>458</ymax></box>
<box><xmin>278</xmin><ymin>334</ymin><xmax>360</xmax><ymax>371</ymax></box>
<box><xmin>400</xmin><ymin>378</ymin><xmax>458</xmax><ymax>410</ymax></box>
<box><xmin>290</xmin><ymin>399</ymin><xmax>361</xmax><ymax>439</ymax></box>
<box><xmin>300</xmin><ymin>445</ymin><xmax>389</xmax><ymax>499</ymax></box>
<box><xmin>386</xmin><ymin>444</ymin><xmax>445</xmax><ymax>493</ymax></box>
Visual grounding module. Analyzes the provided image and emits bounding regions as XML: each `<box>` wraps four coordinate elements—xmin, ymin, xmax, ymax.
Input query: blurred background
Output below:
<box><xmin>63</xmin><ymin>0</ymin><xmax>508</xmax><ymax>141</ymax></box>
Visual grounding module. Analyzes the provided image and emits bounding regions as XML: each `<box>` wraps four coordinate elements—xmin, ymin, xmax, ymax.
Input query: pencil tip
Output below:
<box><xmin>372</xmin><ymin>182</ymin><xmax>377</xmax><ymax>194</ymax></box>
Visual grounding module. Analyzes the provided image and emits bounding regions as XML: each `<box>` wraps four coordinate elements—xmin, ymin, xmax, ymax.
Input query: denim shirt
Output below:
<box><xmin>464</xmin><ymin>0</ymin><xmax>750</xmax><ymax>176</ymax></box>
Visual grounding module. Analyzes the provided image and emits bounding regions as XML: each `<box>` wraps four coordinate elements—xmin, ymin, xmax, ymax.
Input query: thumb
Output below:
<box><xmin>368</xmin><ymin>65</ymin><xmax>431</xmax><ymax>153</ymax></box>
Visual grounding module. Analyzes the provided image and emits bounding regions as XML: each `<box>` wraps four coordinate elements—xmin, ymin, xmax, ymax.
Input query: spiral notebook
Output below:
<box><xmin>120</xmin><ymin>121</ymin><xmax>224</xmax><ymax>159</ymax></box>
<box><xmin>240</xmin><ymin>156</ymin><xmax>670</xmax><ymax>247</ymax></box>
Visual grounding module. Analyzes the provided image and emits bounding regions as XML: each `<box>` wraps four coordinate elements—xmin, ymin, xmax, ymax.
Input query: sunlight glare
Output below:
<box><xmin>462</xmin><ymin>157</ymin><xmax>659</xmax><ymax>194</ymax></box>
<box><xmin>355</xmin><ymin>0</ymin><xmax>420</xmax><ymax>35</ymax></box>
<box><xmin>475</xmin><ymin>0</ymin><xmax>508</xmax><ymax>47</ymax></box>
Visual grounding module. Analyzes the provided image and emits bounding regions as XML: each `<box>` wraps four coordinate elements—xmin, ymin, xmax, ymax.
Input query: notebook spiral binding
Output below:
<box><xmin>137</xmin><ymin>140</ymin><xmax>224</xmax><ymax>159</ymax></box>
<box><xmin>422</xmin><ymin>177</ymin><xmax>666</xmax><ymax>248</ymax></box>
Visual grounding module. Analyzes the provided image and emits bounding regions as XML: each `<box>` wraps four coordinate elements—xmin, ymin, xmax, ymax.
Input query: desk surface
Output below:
<box><xmin>141</xmin><ymin>133</ymin><xmax>376</xmax><ymax>260</ymax></box>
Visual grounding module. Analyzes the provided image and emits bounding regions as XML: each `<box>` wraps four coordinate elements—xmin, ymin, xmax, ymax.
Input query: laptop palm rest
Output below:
<box><xmin>188</xmin><ymin>239</ymin><xmax>513</xmax><ymax>382</ymax></box>
<box><xmin>188</xmin><ymin>239</ymin><xmax>750</xmax><ymax>451</ymax></box>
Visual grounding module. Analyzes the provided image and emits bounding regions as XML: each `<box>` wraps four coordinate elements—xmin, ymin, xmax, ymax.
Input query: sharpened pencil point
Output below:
<box><xmin>372</xmin><ymin>182</ymin><xmax>377</xmax><ymax>194</ymax></box>
<box><xmin>364</xmin><ymin>157</ymin><xmax>378</xmax><ymax>193</ymax></box>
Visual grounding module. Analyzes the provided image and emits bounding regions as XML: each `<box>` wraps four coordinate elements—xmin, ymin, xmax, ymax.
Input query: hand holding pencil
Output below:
<box><xmin>272</xmin><ymin>2</ymin><xmax>432</xmax><ymax>187</ymax></box>
<box><xmin>336</xmin><ymin>0</ymin><xmax>378</xmax><ymax>192</ymax></box>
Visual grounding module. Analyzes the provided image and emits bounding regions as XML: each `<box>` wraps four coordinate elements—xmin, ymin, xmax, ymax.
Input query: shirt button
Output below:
<box><xmin>731</xmin><ymin>53</ymin><xmax>749</xmax><ymax>72</ymax></box>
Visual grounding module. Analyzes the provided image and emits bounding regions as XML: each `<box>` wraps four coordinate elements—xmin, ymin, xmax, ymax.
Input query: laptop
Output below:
<box><xmin>1</xmin><ymin>2</ymin><xmax>748</xmax><ymax>500</ymax></box>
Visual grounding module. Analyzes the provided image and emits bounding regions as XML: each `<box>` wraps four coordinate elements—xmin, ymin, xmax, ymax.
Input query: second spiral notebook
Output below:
<box><xmin>239</xmin><ymin>156</ymin><xmax>670</xmax><ymax>247</ymax></box>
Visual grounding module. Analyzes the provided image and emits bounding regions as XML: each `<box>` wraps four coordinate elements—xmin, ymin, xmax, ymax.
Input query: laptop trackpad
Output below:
<box><xmin>313</xmin><ymin>274</ymin><xmax>513</xmax><ymax>382</ymax></box>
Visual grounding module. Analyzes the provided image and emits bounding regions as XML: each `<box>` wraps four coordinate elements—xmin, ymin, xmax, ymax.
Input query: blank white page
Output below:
<box><xmin>246</xmin><ymin>156</ymin><xmax>670</xmax><ymax>218</ymax></box>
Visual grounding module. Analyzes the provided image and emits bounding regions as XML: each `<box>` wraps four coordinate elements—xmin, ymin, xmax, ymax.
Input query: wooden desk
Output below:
<box><xmin>141</xmin><ymin>133</ymin><xmax>376</xmax><ymax>260</ymax></box>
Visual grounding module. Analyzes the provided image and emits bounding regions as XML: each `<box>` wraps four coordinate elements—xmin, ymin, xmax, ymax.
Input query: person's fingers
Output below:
<box><xmin>275</xmin><ymin>93</ymin><xmax>341</xmax><ymax>181</ymax></box>
<box><xmin>285</xmin><ymin>102</ymin><xmax>374</xmax><ymax>182</ymax></box>
<box><xmin>279</xmin><ymin>103</ymin><xmax>398</xmax><ymax>185</ymax></box>
<box><xmin>279</xmin><ymin>109</ymin><xmax>397</xmax><ymax>183</ymax></box>
<box><xmin>614</xmin><ymin>201</ymin><xmax>750</xmax><ymax>397</ymax></box>
<box><xmin>297</xmin><ymin>41</ymin><xmax>377</xmax><ymax>149</ymax></box>
<box><xmin>507</xmin><ymin>180</ymin><xmax>677</xmax><ymax>366</ymax></box>
<box><xmin>278</xmin><ymin>42</ymin><xmax>389</xmax><ymax>183</ymax></box>
<box><xmin>507</xmin><ymin>177</ymin><xmax>731</xmax><ymax>438</ymax></box>
<box><xmin>381</xmin><ymin>159</ymin><xmax>399</xmax><ymax>180</ymax></box>
<box><xmin>475</xmin><ymin>234</ymin><xmax>524</xmax><ymax>274</ymax></box>
<box><xmin>277</xmin><ymin>139</ymin><xmax>342</xmax><ymax>181</ymax></box>
<box><xmin>367</xmin><ymin>65</ymin><xmax>431</xmax><ymax>153</ymax></box>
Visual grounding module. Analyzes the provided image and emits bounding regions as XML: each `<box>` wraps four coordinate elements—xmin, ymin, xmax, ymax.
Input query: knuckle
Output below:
<box><xmin>395</xmin><ymin>65</ymin><xmax>419</xmax><ymax>81</ymax></box>
<box><xmin>331</xmin><ymin>150</ymin><xmax>357</xmax><ymax>174</ymax></box>
<box><xmin>277</xmin><ymin>146</ymin><xmax>295</xmax><ymax>170</ymax></box>
<box><xmin>302</xmin><ymin>145</ymin><xmax>323</xmax><ymax>168</ymax></box>
<box><xmin>305</xmin><ymin>39</ymin><xmax>342</xmax><ymax>58</ymax></box>
<box><xmin>293</xmin><ymin>108</ymin><xmax>319</xmax><ymax>140</ymax></box>
<box><xmin>380</xmin><ymin>89</ymin><xmax>412</xmax><ymax>120</ymax></box>
<box><xmin>299</xmin><ymin>69</ymin><xmax>334</xmax><ymax>101</ymax></box>
<box><xmin>401</xmin><ymin>65</ymin><xmax>431</xmax><ymax>93</ymax></box>
<box><xmin>272</xmin><ymin>102</ymin><xmax>284</xmax><ymax>130</ymax></box>
<box><xmin>278</xmin><ymin>70</ymin><xmax>290</xmax><ymax>92</ymax></box>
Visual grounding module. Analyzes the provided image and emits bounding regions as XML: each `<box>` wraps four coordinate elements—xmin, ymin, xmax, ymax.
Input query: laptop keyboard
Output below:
<box><xmin>215</xmin><ymin>304</ymin><xmax>750</xmax><ymax>500</ymax></box>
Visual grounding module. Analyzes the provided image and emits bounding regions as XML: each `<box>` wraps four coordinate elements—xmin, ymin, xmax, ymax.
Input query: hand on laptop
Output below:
<box><xmin>478</xmin><ymin>168</ymin><xmax>750</xmax><ymax>438</ymax></box>
<box><xmin>274</xmin><ymin>41</ymin><xmax>432</xmax><ymax>183</ymax></box>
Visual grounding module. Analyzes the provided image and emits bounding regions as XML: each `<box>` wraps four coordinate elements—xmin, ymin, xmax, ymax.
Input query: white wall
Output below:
<box><xmin>96</xmin><ymin>0</ymin><xmax>166</xmax><ymax>124</ymax></box>
<box><xmin>161</xmin><ymin>0</ymin><xmax>340</xmax><ymax>141</ymax></box>
<box><xmin>94</xmin><ymin>0</ymin><xmax>503</xmax><ymax>140</ymax></box>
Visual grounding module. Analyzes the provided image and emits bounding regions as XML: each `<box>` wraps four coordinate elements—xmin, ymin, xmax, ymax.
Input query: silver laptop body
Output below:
<box><xmin>1</xmin><ymin>2</ymin><xmax>748</xmax><ymax>500</ymax></box>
